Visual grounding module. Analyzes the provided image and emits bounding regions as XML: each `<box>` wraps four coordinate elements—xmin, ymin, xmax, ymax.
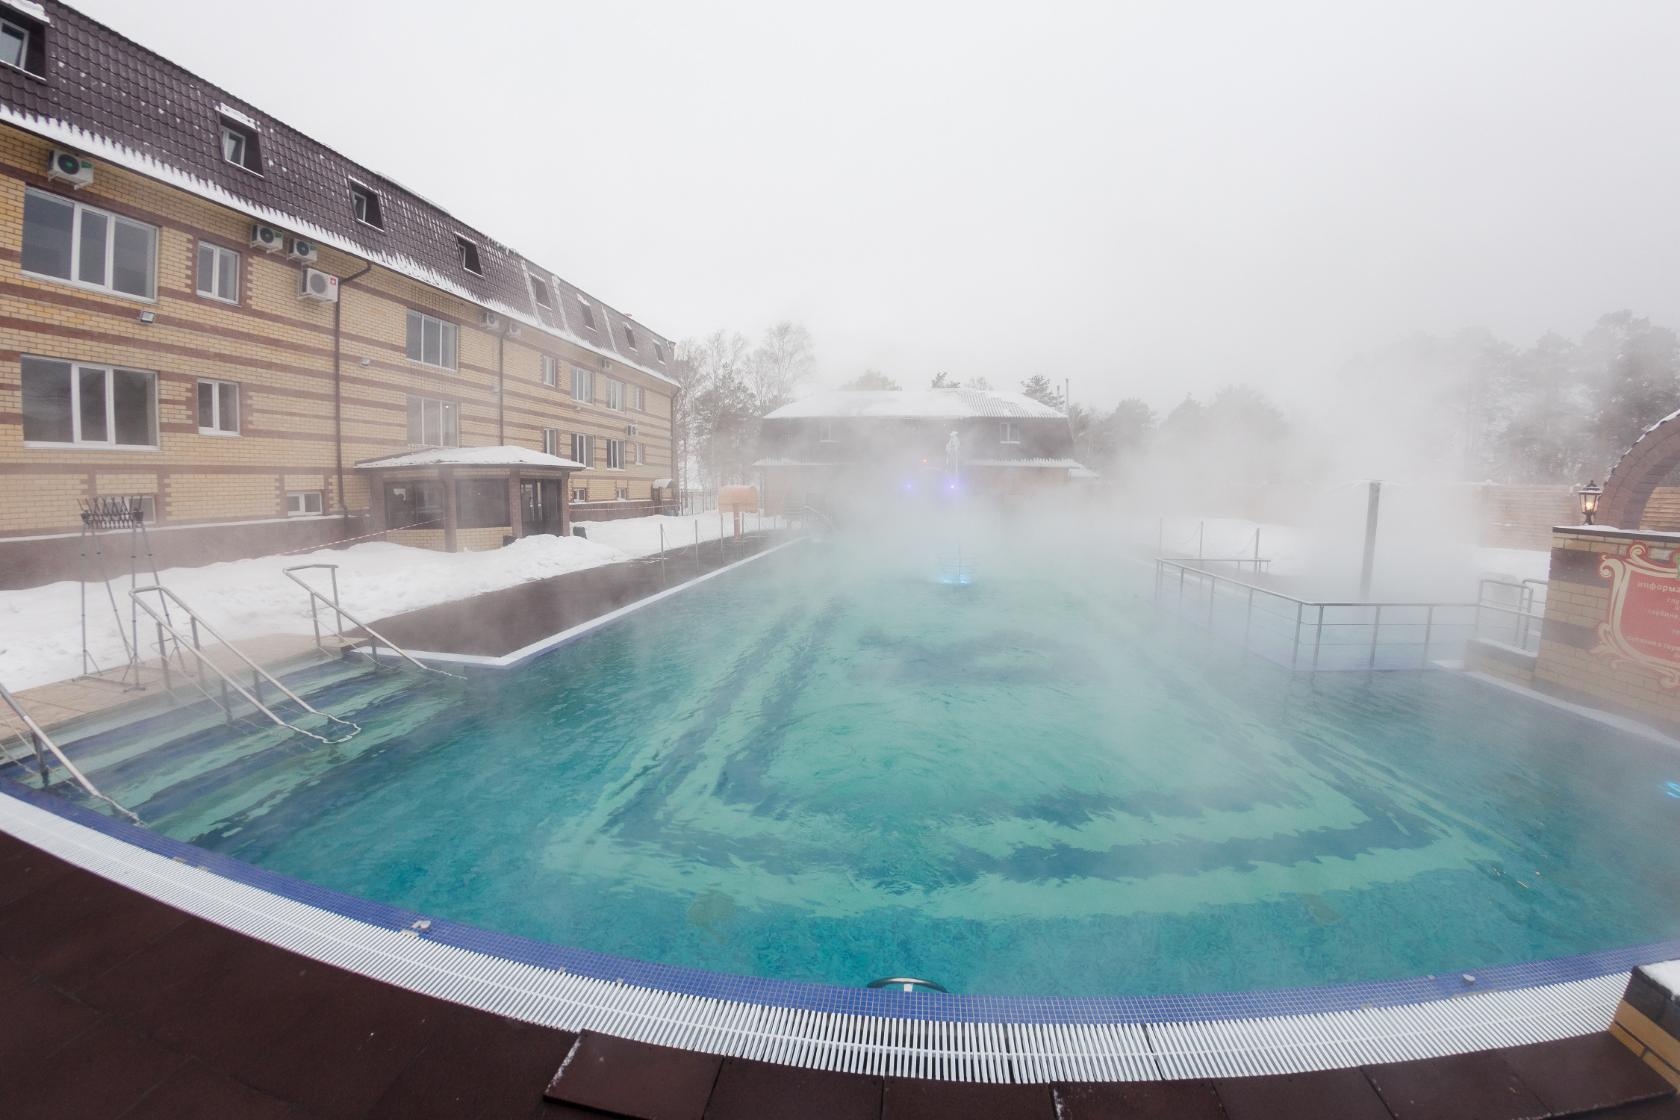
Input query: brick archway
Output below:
<box><xmin>1601</xmin><ymin>406</ymin><xmax>1680</xmax><ymax>528</ymax></box>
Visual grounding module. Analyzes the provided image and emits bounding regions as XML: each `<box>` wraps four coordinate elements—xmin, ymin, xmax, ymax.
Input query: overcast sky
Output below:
<box><xmin>76</xmin><ymin>1</ymin><xmax>1680</xmax><ymax>411</ymax></box>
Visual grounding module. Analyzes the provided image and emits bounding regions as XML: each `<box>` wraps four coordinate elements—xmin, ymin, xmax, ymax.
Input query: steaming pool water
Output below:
<box><xmin>35</xmin><ymin>534</ymin><xmax>1680</xmax><ymax>998</ymax></box>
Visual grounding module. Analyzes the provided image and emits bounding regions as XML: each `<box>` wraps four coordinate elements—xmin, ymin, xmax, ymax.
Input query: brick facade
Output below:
<box><xmin>0</xmin><ymin>124</ymin><xmax>675</xmax><ymax>585</ymax></box>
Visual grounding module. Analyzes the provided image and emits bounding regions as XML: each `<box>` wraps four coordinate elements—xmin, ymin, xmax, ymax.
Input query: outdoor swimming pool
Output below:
<box><xmin>28</xmin><ymin>530</ymin><xmax>1680</xmax><ymax>999</ymax></box>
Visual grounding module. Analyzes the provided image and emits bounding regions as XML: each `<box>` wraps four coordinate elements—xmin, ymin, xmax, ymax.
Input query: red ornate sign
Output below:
<box><xmin>1597</xmin><ymin>543</ymin><xmax>1680</xmax><ymax>687</ymax></box>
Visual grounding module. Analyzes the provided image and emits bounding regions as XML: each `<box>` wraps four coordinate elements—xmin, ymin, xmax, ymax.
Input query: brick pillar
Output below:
<box><xmin>508</xmin><ymin>472</ymin><xmax>525</xmax><ymax>539</ymax></box>
<box><xmin>560</xmin><ymin>472</ymin><xmax>572</xmax><ymax>536</ymax></box>
<box><xmin>441</xmin><ymin>467</ymin><xmax>458</xmax><ymax>552</ymax></box>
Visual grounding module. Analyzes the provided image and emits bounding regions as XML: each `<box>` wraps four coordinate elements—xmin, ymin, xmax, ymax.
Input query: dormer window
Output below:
<box><xmin>0</xmin><ymin>12</ymin><xmax>45</xmax><ymax>77</ymax></box>
<box><xmin>579</xmin><ymin>300</ymin><xmax>597</xmax><ymax>330</ymax></box>
<box><xmin>623</xmin><ymin>325</ymin><xmax>638</xmax><ymax>351</ymax></box>
<box><xmin>457</xmin><ymin>236</ymin><xmax>481</xmax><ymax>275</ymax></box>
<box><xmin>653</xmin><ymin>340</ymin><xmax>667</xmax><ymax>363</ymax></box>
<box><xmin>349</xmin><ymin>181</ymin><xmax>383</xmax><ymax>229</ymax></box>
<box><xmin>530</xmin><ymin>274</ymin><xmax>552</xmax><ymax>307</ymax></box>
<box><xmin>218</xmin><ymin>119</ymin><xmax>261</xmax><ymax>173</ymax></box>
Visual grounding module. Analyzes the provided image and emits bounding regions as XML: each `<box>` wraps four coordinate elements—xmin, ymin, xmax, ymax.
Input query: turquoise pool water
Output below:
<box><xmin>58</xmin><ymin>532</ymin><xmax>1680</xmax><ymax>997</ymax></box>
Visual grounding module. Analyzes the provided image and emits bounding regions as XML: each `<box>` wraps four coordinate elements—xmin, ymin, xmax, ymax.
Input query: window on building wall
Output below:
<box><xmin>653</xmin><ymin>340</ymin><xmax>666</xmax><ymax>363</ymax></box>
<box><xmin>0</xmin><ymin>14</ymin><xmax>42</xmax><ymax>76</ymax></box>
<box><xmin>457</xmin><ymin>237</ymin><xmax>482</xmax><ymax>275</ymax></box>
<box><xmin>1000</xmin><ymin>421</ymin><xmax>1020</xmax><ymax>445</ymax></box>
<box><xmin>349</xmin><ymin>181</ymin><xmax>383</xmax><ymax>228</ymax></box>
<box><xmin>571</xmin><ymin>366</ymin><xmax>593</xmax><ymax>403</ymax></box>
<box><xmin>635</xmin><ymin>441</ymin><xmax>645</xmax><ymax>465</ymax></box>
<box><xmin>578</xmin><ymin>300</ymin><xmax>597</xmax><ymax>330</ymax></box>
<box><xmin>405</xmin><ymin>310</ymin><xmax>458</xmax><ymax>369</ymax></box>
<box><xmin>21</xmin><ymin>357</ymin><xmax>157</xmax><ymax>448</ymax></box>
<box><xmin>286</xmin><ymin>491</ymin><xmax>324</xmax><ymax>516</ymax></box>
<box><xmin>571</xmin><ymin>432</ymin><xmax>594</xmax><ymax>466</ymax></box>
<box><xmin>455</xmin><ymin>478</ymin><xmax>507</xmax><ymax>529</ymax></box>
<box><xmin>818</xmin><ymin>421</ymin><xmax>837</xmax><ymax>444</ymax></box>
<box><xmin>219</xmin><ymin>119</ymin><xmax>261</xmax><ymax>173</ymax></box>
<box><xmin>195</xmin><ymin>241</ymin><xmax>239</xmax><ymax>304</ymax></box>
<box><xmin>542</xmin><ymin>428</ymin><xmax>560</xmax><ymax>456</ymax></box>
<box><xmin>530</xmin><ymin>275</ymin><xmax>552</xmax><ymax>307</ymax></box>
<box><xmin>606</xmin><ymin>438</ymin><xmax>625</xmax><ymax>470</ymax></box>
<box><xmin>406</xmin><ymin>395</ymin><xmax>458</xmax><ymax>446</ymax></box>
<box><xmin>571</xmin><ymin>484</ymin><xmax>589</xmax><ymax>503</ymax></box>
<box><xmin>632</xmin><ymin>384</ymin><xmax>646</xmax><ymax>411</ymax></box>
<box><xmin>127</xmin><ymin>495</ymin><xmax>157</xmax><ymax>523</ymax></box>
<box><xmin>196</xmin><ymin>379</ymin><xmax>239</xmax><ymax>435</ymax></box>
<box><xmin>605</xmin><ymin>378</ymin><xmax>624</xmax><ymax>411</ymax></box>
<box><xmin>385</xmin><ymin>481</ymin><xmax>444</xmax><ymax>529</ymax></box>
<box><xmin>622</xmin><ymin>325</ymin><xmax>638</xmax><ymax>351</ymax></box>
<box><xmin>22</xmin><ymin>189</ymin><xmax>158</xmax><ymax>300</ymax></box>
<box><xmin>615</xmin><ymin>482</ymin><xmax>629</xmax><ymax>500</ymax></box>
<box><xmin>541</xmin><ymin>355</ymin><xmax>558</xmax><ymax>387</ymax></box>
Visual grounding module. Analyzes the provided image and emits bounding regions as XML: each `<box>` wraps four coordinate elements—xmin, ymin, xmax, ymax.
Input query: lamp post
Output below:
<box><xmin>1579</xmin><ymin>480</ymin><xmax>1603</xmax><ymax>526</ymax></box>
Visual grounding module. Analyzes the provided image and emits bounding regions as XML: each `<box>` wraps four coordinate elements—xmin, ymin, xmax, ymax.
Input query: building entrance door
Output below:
<box><xmin>520</xmin><ymin>479</ymin><xmax>564</xmax><ymax>536</ymax></box>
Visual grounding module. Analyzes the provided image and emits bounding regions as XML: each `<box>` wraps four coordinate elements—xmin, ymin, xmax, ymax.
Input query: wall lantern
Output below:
<box><xmin>1579</xmin><ymin>480</ymin><xmax>1603</xmax><ymax>525</ymax></box>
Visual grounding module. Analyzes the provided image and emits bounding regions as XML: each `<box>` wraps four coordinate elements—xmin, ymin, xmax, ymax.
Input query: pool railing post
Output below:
<box><xmin>1291</xmin><ymin>601</ymin><xmax>1302</xmax><ymax>669</ymax></box>
<box><xmin>1423</xmin><ymin>604</ymin><xmax>1435</xmax><ymax>666</ymax></box>
<box><xmin>1369</xmin><ymin>604</ymin><xmax>1381</xmax><ymax>668</ymax></box>
<box><xmin>1244</xmin><ymin>585</ymin><xmax>1254</xmax><ymax>649</ymax></box>
<box><xmin>156</xmin><ymin>621</ymin><xmax>172</xmax><ymax>694</ymax></box>
<box><xmin>1313</xmin><ymin>604</ymin><xmax>1325</xmax><ymax>671</ymax></box>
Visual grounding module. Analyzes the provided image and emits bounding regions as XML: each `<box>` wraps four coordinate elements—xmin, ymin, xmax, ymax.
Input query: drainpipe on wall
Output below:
<box><xmin>497</xmin><ymin>330</ymin><xmax>506</xmax><ymax>444</ymax></box>
<box><xmin>333</xmin><ymin>261</ymin><xmax>376</xmax><ymax>517</ymax></box>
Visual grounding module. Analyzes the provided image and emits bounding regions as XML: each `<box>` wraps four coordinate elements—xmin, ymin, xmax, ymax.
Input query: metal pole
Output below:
<box><xmin>1423</xmin><ymin>604</ymin><xmax>1435</xmax><ymax>666</ymax></box>
<box><xmin>1359</xmin><ymin>480</ymin><xmax>1381</xmax><ymax>600</ymax></box>
<box><xmin>1198</xmin><ymin>521</ymin><xmax>1204</xmax><ymax>561</ymax></box>
<box><xmin>1254</xmin><ymin>528</ymin><xmax>1261</xmax><ymax>572</ymax></box>
<box><xmin>1244</xmin><ymin>586</ymin><xmax>1254</xmax><ymax>649</ymax></box>
<box><xmin>1369</xmin><ymin>604</ymin><xmax>1381</xmax><ymax>669</ymax></box>
<box><xmin>1313</xmin><ymin>605</ymin><xmax>1325</xmax><ymax>671</ymax></box>
<box><xmin>1291</xmin><ymin>602</ymin><xmax>1302</xmax><ymax>670</ymax></box>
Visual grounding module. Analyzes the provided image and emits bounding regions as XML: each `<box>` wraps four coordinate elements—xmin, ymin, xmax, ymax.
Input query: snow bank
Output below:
<box><xmin>0</xmin><ymin>514</ymin><xmax>744</xmax><ymax>691</ymax></box>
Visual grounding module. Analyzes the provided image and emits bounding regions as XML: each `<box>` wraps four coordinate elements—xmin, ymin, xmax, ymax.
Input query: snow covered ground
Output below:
<box><xmin>0</xmin><ymin>514</ymin><xmax>740</xmax><ymax>692</ymax></box>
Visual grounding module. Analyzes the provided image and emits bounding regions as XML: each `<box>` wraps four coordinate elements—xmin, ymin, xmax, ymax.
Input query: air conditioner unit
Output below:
<box><xmin>482</xmin><ymin>311</ymin><xmax>502</xmax><ymax>330</ymax></box>
<box><xmin>286</xmin><ymin>238</ymin><xmax>318</xmax><ymax>264</ymax></box>
<box><xmin>250</xmin><ymin>223</ymin><xmax>284</xmax><ymax>252</ymax></box>
<box><xmin>626</xmin><ymin>423</ymin><xmax>638</xmax><ymax>436</ymax></box>
<box><xmin>299</xmin><ymin>268</ymin><xmax>338</xmax><ymax>303</ymax></box>
<box><xmin>599</xmin><ymin>357</ymin><xmax>612</xmax><ymax>370</ymax></box>
<box><xmin>507</xmin><ymin>323</ymin><xmax>522</xmax><ymax>338</ymax></box>
<box><xmin>46</xmin><ymin>149</ymin><xmax>93</xmax><ymax>188</ymax></box>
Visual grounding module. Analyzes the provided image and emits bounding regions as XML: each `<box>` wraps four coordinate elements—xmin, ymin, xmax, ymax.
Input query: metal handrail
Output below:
<box><xmin>129</xmin><ymin>586</ymin><xmax>359</xmax><ymax>745</ymax></box>
<box><xmin>282</xmin><ymin>565</ymin><xmax>461</xmax><ymax>678</ymax></box>
<box><xmin>0</xmin><ymin>664</ymin><xmax>140</xmax><ymax>824</ymax></box>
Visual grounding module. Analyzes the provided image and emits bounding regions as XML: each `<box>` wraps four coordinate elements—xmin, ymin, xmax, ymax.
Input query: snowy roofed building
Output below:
<box><xmin>755</xmin><ymin>388</ymin><xmax>1090</xmax><ymax>513</ymax></box>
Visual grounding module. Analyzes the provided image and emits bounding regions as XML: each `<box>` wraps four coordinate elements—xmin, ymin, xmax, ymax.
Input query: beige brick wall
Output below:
<box><xmin>0</xmin><ymin>121</ymin><xmax>675</xmax><ymax>542</ymax></box>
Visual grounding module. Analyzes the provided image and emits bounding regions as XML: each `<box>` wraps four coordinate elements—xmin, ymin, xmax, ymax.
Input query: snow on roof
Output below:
<box><xmin>765</xmin><ymin>388</ymin><xmax>1066</xmax><ymax>422</ymax></box>
<box><xmin>2</xmin><ymin>1</ymin><xmax>48</xmax><ymax>23</ymax></box>
<box><xmin>964</xmin><ymin>458</ymin><xmax>1089</xmax><ymax>469</ymax></box>
<box><xmin>355</xmin><ymin>445</ymin><xmax>585</xmax><ymax>471</ymax></box>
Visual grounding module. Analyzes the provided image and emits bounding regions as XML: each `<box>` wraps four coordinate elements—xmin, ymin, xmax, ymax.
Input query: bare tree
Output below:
<box><xmin>749</xmin><ymin>321</ymin><xmax>816</xmax><ymax>410</ymax></box>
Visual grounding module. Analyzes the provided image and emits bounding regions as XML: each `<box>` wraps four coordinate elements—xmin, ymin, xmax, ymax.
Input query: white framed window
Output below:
<box><xmin>22</xmin><ymin>188</ymin><xmax>158</xmax><ymax>300</ymax></box>
<box><xmin>219</xmin><ymin>121</ymin><xmax>260</xmax><ymax>173</ymax></box>
<box><xmin>195</xmin><ymin>241</ymin><xmax>239</xmax><ymax>304</ymax></box>
<box><xmin>1000</xmin><ymin>421</ymin><xmax>1020</xmax><ymax>445</ymax></box>
<box><xmin>542</xmin><ymin>428</ymin><xmax>560</xmax><ymax>456</ymax></box>
<box><xmin>286</xmin><ymin>491</ymin><xmax>324</xmax><ymax>516</ymax></box>
<box><xmin>541</xmin><ymin>355</ymin><xmax>558</xmax><ymax>387</ymax></box>
<box><xmin>571</xmin><ymin>432</ymin><xmax>594</xmax><ymax>466</ymax></box>
<box><xmin>406</xmin><ymin>395</ymin><xmax>458</xmax><ymax>446</ymax></box>
<box><xmin>571</xmin><ymin>366</ymin><xmax>593</xmax><ymax>403</ymax></box>
<box><xmin>622</xmin><ymin>325</ymin><xmax>638</xmax><ymax>351</ymax></box>
<box><xmin>405</xmin><ymin>310</ymin><xmax>458</xmax><ymax>369</ymax></box>
<box><xmin>578</xmin><ymin>300</ymin><xmax>597</xmax><ymax>330</ymax></box>
<box><xmin>196</xmin><ymin>379</ymin><xmax>240</xmax><ymax>435</ymax></box>
<box><xmin>653</xmin><ymin>341</ymin><xmax>666</xmax><ymax>363</ymax></box>
<box><xmin>21</xmin><ymin>356</ymin><xmax>157</xmax><ymax>448</ymax></box>
<box><xmin>0</xmin><ymin>18</ymin><xmax>31</xmax><ymax>73</ymax></box>
<box><xmin>456</xmin><ymin>236</ymin><xmax>482</xmax><ymax>275</ymax></box>
<box><xmin>127</xmin><ymin>495</ymin><xmax>157</xmax><ymax>523</ymax></box>
<box><xmin>349</xmin><ymin>181</ymin><xmax>383</xmax><ymax>229</ymax></box>
<box><xmin>571</xmin><ymin>484</ymin><xmax>589</xmax><ymax>502</ymax></box>
<box><xmin>818</xmin><ymin>421</ymin><xmax>836</xmax><ymax>444</ymax></box>
<box><xmin>632</xmin><ymin>384</ymin><xmax>646</xmax><ymax>411</ymax></box>
<box><xmin>530</xmin><ymin>274</ymin><xmax>552</xmax><ymax>308</ymax></box>
<box><xmin>606</xmin><ymin>438</ymin><xmax>625</xmax><ymax>470</ymax></box>
<box><xmin>615</xmin><ymin>482</ymin><xmax>629</xmax><ymax>500</ymax></box>
<box><xmin>605</xmin><ymin>377</ymin><xmax>624</xmax><ymax>411</ymax></box>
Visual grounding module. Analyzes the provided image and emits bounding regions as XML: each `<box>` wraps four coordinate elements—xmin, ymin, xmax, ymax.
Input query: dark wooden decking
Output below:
<box><xmin>368</xmin><ymin>535</ymin><xmax>777</xmax><ymax>658</ymax></box>
<box><xmin>1</xmin><ymin>829</ymin><xmax>1676</xmax><ymax>1118</ymax></box>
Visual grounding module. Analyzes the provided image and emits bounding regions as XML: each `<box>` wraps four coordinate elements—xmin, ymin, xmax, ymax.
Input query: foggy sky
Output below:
<box><xmin>75</xmin><ymin>0</ymin><xmax>1680</xmax><ymax>412</ymax></box>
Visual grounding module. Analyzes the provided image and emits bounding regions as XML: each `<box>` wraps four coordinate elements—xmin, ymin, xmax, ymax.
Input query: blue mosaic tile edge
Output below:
<box><xmin>1</xmin><ymin>776</ymin><xmax>1666</xmax><ymax>1026</ymax></box>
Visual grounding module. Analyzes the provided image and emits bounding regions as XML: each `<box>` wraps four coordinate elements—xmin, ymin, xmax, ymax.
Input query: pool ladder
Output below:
<box><xmin>283</xmin><ymin>564</ymin><xmax>460</xmax><ymax>679</ymax></box>
<box><xmin>0</xmin><ymin>662</ymin><xmax>140</xmax><ymax>824</ymax></box>
<box><xmin>130</xmin><ymin>585</ymin><xmax>360</xmax><ymax>745</ymax></box>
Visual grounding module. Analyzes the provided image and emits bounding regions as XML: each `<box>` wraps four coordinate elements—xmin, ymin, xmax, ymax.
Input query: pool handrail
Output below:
<box><xmin>0</xmin><ymin>663</ymin><xmax>141</xmax><ymax>824</ymax></box>
<box><xmin>128</xmin><ymin>585</ymin><xmax>359</xmax><ymax>745</ymax></box>
<box><xmin>282</xmin><ymin>564</ymin><xmax>461</xmax><ymax>679</ymax></box>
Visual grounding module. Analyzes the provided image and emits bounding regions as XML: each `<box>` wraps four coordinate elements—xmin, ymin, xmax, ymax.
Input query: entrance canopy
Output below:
<box><xmin>357</xmin><ymin>445</ymin><xmax>585</xmax><ymax>552</ymax></box>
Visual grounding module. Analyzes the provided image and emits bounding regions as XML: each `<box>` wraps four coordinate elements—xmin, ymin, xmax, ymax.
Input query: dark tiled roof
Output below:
<box><xmin>0</xmin><ymin>0</ymin><xmax>678</xmax><ymax>384</ymax></box>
